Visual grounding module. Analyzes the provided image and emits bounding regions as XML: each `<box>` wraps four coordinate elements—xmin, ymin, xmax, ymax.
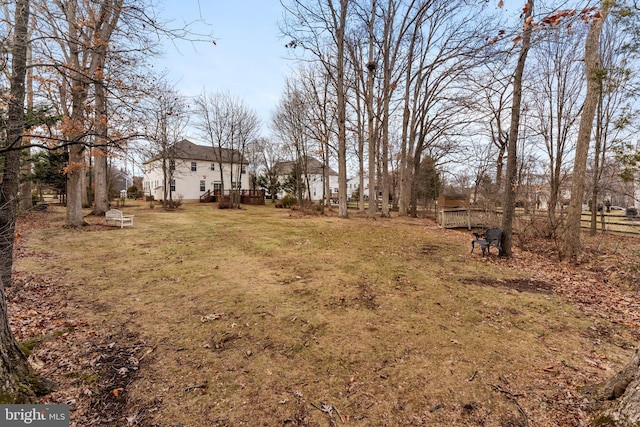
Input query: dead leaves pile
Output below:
<box><xmin>7</xmin><ymin>211</ymin><xmax>156</xmax><ymax>427</ymax></box>
<box><xmin>457</xmin><ymin>228</ymin><xmax>640</xmax><ymax>337</ymax></box>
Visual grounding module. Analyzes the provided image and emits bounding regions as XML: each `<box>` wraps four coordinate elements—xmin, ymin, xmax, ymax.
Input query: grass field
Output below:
<box><xmin>11</xmin><ymin>202</ymin><xmax>639</xmax><ymax>426</ymax></box>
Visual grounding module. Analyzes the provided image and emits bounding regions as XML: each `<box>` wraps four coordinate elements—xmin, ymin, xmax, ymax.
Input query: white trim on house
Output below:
<box><xmin>142</xmin><ymin>139</ymin><xmax>250</xmax><ymax>202</ymax></box>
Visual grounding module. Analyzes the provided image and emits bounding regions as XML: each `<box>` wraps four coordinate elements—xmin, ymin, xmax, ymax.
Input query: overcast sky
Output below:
<box><xmin>155</xmin><ymin>0</ymin><xmax>292</xmax><ymax>138</ymax></box>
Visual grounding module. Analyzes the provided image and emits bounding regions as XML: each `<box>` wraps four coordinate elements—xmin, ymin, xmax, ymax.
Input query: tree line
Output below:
<box><xmin>1</xmin><ymin>0</ymin><xmax>640</xmax><ymax>420</ymax></box>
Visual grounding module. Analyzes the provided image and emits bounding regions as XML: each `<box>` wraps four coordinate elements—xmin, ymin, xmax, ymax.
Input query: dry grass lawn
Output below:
<box><xmin>11</xmin><ymin>202</ymin><xmax>639</xmax><ymax>426</ymax></box>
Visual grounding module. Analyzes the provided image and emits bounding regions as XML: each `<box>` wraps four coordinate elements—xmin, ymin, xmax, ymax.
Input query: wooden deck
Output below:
<box><xmin>200</xmin><ymin>189</ymin><xmax>265</xmax><ymax>205</ymax></box>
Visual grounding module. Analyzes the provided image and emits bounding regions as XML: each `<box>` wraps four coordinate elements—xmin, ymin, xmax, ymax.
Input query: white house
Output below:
<box><xmin>142</xmin><ymin>139</ymin><xmax>250</xmax><ymax>202</ymax></box>
<box><xmin>347</xmin><ymin>175</ymin><xmax>370</xmax><ymax>201</ymax></box>
<box><xmin>274</xmin><ymin>156</ymin><xmax>338</xmax><ymax>202</ymax></box>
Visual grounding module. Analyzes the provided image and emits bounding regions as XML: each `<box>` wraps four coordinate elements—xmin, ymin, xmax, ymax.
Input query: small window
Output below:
<box><xmin>169</xmin><ymin>160</ymin><xmax>175</xmax><ymax>171</ymax></box>
<box><xmin>170</xmin><ymin>179</ymin><xmax>176</xmax><ymax>192</ymax></box>
<box><xmin>210</xmin><ymin>163</ymin><xmax>215</xmax><ymax>171</ymax></box>
<box><xmin>191</xmin><ymin>162</ymin><xmax>197</xmax><ymax>172</ymax></box>
<box><xmin>200</xmin><ymin>180</ymin><xmax>205</xmax><ymax>192</ymax></box>
<box><xmin>241</xmin><ymin>165</ymin><xmax>247</xmax><ymax>174</ymax></box>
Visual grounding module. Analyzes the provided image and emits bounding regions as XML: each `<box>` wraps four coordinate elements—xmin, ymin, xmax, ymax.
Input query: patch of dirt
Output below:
<box><xmin>460</xmin><ymin>277</ymin><xmax>555</xmax><ymax>294</ymax></box>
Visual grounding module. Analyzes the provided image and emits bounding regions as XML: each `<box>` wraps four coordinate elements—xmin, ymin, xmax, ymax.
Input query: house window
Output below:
<box><xmin>210</xmin><ymin>163</ymin><xmax>215</xmax><ymax>171</ymax></box>
<box><xmin>191</xmin><ymin>162</ymin><xmax>197</xmax><ymax>172</ymax></box>
<box><xmin>241</xmin><ymin>165</ymin><xmax>247</xmax><ymax>174</ymax></box>
<box><xmin>170</xmin><ymin>179</ymin><xmax>176</xmax><ymax>192</ymax></box>
<box><xmin>200</xmin><ymin>180</ymin><xmax>205</xmax><ymax>192</ymax></box>
<box><xmin>169</xmin><ymin>160</ymin><xmax>175</xmax><ymax>171</ymax></box>
<box><xmin>213</xmin><ymin>182</ymin><xmax>222</xmax><ymax>193</ymax></box>
<box><xmin>232</xmin><ymin>181</ymin><xmax>241</xmax><ymax>190</ymax></box>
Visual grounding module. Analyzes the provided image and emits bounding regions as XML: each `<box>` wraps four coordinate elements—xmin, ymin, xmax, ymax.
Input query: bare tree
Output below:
<box><xmin>398</xmin><ymin>1</ymin><xmax>483</xmax><ymax>218</ymax></box>
<box><xmin>281</xmin><ymin>0</ymin><xmax>350</xmax><ymax>217</ymax></box>
<box><xmin>141</xmin><ymin>82</ymin><xmax>189</xmax><ymax>210</ymax></box>
<box><xmin>588</xmin><ymin>15</ymin><xmax>637</xmax><ymax>235</ymax></box>
<box><xmin>466</xmin><ymin>53</ymin><xmax>515</xmax><ymax>202</ymax></box>
<box><xmin>254</xmin><ymin>137</ymin><xmax>284</xmax><ymax>203</ymax></box>
<box><xmin>196</xmin><ymin>91</ymin><xmax>259</xmax><ymax>208</ymax></box>
<box><xmin>298</xmin><ymin>65</ymin><xmax>338</xmax><ymax>211</ymax></box>
<box><xmin>530</xmin><ymin>26</ymin><xmax>584</xmax><ymax>235</ymax></box>
<box><xmin>562</xmin><ymin>1</ymin><xmax>613</xmax><ymax>261</ymax></box>
<box><xmin>501</xmin><ymin>0</ymin><xmax>534</xmax><ymax>257</ymax></box>
<box><xmin>272</xmin><ymin>78</ymin><xmax>312</xmax><ymax>206</ymax></box>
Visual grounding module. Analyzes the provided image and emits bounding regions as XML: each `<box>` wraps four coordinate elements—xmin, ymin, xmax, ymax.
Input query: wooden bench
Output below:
<box><xmin>105</xmin><ymin>209</ymin><xmax>134</xmax><ymax>228</ymax></box>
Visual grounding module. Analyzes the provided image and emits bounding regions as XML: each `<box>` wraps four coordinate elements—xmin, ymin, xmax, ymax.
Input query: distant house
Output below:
<box><xmin>274</xmin><ymin>156</ymin><xmax>338</xmax><ymax>202</ymax></box>
<box><xmin>110</xmin><ymin>168</ymin><xmax>133</xmax><ymax>195</ymax></box>
<box><xmin>142</xmin><ymin>139</ymin><xmax>250</xmax><ymax>202</ymax></box>
<box><xmin>347</xmin><ymin>175</ymin><xmax>370</xmax><ymax>201</ymax></box>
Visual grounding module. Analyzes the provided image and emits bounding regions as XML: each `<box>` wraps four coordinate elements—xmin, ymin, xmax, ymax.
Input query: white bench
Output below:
<box><xmin>105</xmin><ymin>209</ymin><xmax>134</xmax><ymax>228</ymax></box>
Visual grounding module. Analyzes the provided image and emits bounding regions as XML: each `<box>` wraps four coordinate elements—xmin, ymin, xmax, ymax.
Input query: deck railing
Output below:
<box><xmin>200</xmin><ymin>189</ymin><xmax>265</xmax><ymax>205</ymax></box>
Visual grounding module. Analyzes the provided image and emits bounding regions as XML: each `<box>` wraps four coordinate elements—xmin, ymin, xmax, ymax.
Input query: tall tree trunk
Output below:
<box><xmin>366</xmin><ymin>0</ymin><xmax>377</xmax><ymax>218</ymax></box>
<box><xmin>589</xmin><ymin>82</ymin><xmax>604</xmax><ymax>236</ymax></box>
<box><xmin>501</xmin><ymin>0</ymin><xmax>533</xmax><ymax>257</ymax></box>
<box><xmin>66</xmin><ymin>80</ymin><xmax>89</xmax><ymax>227</ymax></box>
<box><xmin>335</xmin><ymin>0</ymin><xmax>349</xmax><ymax>218</ymax></box>
<box><xmin>0</xmin><ymin>0</ymin><xmax>38</xmax><ymax>402</ymax></box>
<box><xmin>18</xmin><ymin>39</ymin><xmax>33</xmax><ymax>214</ymax></box>
<box><xmin>323</xmin><ymin>138</ymin><xmax>331</xmax><ymax>211</ymax></box>
<box><xmin>92</xmin><ymin>56</ymin><xmax>109</xmax><ymax>215</ymax></box>
<box><xmin>562</xmin><ymin>3</ymin><xmax>611</xmax><ymax>261</ymax></box>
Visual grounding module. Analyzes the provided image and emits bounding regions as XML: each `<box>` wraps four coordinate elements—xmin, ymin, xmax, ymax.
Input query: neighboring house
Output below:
<box><xmin>347</xmin><ymin>175</ymin><xmax>370</xmax><ymax>201</ymax></box>
<box><xmin>110</xmin><ymin>168</ymin><xmax>133</xmax><ymax>195</ymax></box>
<box><xmin>142</xmin><ymin>139</ymin><xmax>250</xmax><ymax>202</ymax></box>
<box><xmin>274</xmin><ymin>156</ymin><xmax>338</xmax><ymax>202</ymax></box>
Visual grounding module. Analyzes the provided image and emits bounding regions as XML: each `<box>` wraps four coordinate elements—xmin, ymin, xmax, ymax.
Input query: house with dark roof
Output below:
<box><xmin>142</xmin><ymin>139</ymin><xmax>250</xmax><ymax>202</ymax></box>
<box><xmin>274</xmin><ymin>156</ymin><xmax>338</xmax><ymax>202</ymax></box>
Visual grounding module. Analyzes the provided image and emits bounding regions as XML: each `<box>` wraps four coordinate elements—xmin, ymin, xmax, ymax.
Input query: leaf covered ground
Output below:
<box><xmin>7</xmin><ymin>203</ymin><xmax>640</xmax><ymax>426</ymax></box>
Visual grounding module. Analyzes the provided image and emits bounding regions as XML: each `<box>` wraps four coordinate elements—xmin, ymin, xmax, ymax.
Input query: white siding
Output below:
<box><xmin>277</xmin><ymin>173</ymin><xmax>339</xmax><ymax>202</ymax></box>
<box><xmin>143</xmin><ymin>159</ymin><xmax>250</xmax><ymax>202</ymax></box>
